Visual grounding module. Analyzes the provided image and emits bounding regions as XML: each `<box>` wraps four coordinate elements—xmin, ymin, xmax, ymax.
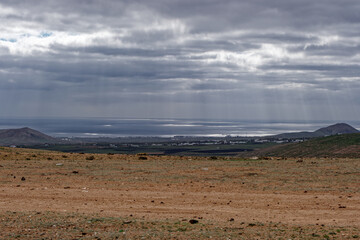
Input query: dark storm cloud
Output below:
<box><xmin>263</xmin><ymin>63</ymin><xmax>360</xmax><ymax>72</ymax></box>
<box><xmin>1</xmin><ymin>0</ymin><xmax>360</xmax><ymax>120</ymax></box>
<box><xmin>0</xmin><ymin>55</ymin><xmax>207</xmax><ymax>83</ymax></box>
<box><xmin>52</xmin><ymin>45</ymin><xmax>183</xmax><ymax>58</ymax></box>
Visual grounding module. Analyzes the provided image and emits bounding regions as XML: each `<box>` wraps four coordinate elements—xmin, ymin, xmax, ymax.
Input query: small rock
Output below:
<box><xmin>72</xmin><ymin>171</ymin><xmax>79</xmax><ymax>174</ymax></box>
<box><xmin>56</xmin><ymin>163</ymin><xmax>63</xmax><ymax>166</ymax></box>
<box><xmin>123</xmin><ymin>221</ymin><xmax>132</xmax><ymax>224</ymax></box>
<box><xmin>229</xmin><ymin>218</ymin><xmax>235</xmax><ymax>222</ymax></box>
<box><xmin>64</xmin><ymin>186</ymin><xmax>70</xmax><ymax>189</ymax></box>
<box><xmin>21</xmin><ymin>177</ymin><xmax>26</xmax><ymax>181</ymax></box>
<box><xmin>189</xmin><ymin>219</ymin><xmax>199</xmax><ymax>224</ymax></box>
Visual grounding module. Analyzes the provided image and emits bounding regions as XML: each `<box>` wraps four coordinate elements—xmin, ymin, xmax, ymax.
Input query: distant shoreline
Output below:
<box><xmin>0</xmin><ymin>117</ymin><xmax>359</xmax><ymax>138</ymax></box>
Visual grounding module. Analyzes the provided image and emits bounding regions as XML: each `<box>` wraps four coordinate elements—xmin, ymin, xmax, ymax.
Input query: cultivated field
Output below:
<box><xmin>0</xmin><ymin>147</ymin><xmax>359</xmax><ymax>239</ymax></box>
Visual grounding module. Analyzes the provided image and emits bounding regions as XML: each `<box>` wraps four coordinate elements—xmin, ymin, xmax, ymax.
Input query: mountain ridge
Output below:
<box><xmin>0</xmin><ymin>127</ymin><xmax>58</xmax><ymax>145</ymax></box>
<box><xmin>270</xmin><ymin>123</ymin><xmax>359</xmax><ymax>139</ymax></box>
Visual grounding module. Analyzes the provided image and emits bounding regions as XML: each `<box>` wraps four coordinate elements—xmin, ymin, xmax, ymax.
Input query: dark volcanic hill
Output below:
<box><xmin>244</xmin><ymin>133</ymin><xmax>360</xmax><ymax>158</ymax></box>
<box><xmin>0</xmin><ymin>127</ymin><xmax>58</xmax><ymax>146</ymax></box>
<box><xmin>272</xmin><ymin>123</ymin><xmax>359</xmax><ymax>139</ymax></box>
<box><xmin>314</xmin><ymin>123</ymin><xmax>359</xmax><ymax>136</ymax></box>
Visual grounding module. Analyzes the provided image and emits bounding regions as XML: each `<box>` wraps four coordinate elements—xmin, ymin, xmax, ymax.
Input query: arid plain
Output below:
<box><xmin>0</xmin><ymin>147</ymin><xmax>359</xmax><ymax>239</ymax></box>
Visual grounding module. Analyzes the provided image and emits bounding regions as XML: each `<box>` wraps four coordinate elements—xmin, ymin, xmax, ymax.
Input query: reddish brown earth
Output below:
<box><xmin>0</xmin><ymin>147</ymin><xmax>359</xmax><ymax>239</ymax></box>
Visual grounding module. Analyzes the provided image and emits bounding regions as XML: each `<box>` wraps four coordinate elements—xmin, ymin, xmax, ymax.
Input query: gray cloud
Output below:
<box><xmin>0</xmin><ymin>0</ymin><xmax>360</xmax><ymax>121</ymax></box>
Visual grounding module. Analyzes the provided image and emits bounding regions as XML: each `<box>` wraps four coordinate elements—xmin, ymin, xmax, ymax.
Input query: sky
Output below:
<box><xmin>0</xmin><ymin>0</ymin><xmax>360</xmax><ymax>121</ymax></box>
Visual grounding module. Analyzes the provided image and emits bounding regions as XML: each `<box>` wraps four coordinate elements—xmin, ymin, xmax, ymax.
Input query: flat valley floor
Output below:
<box><xmin>0</xmin><ymin>147</ymin><xmax>359</xmax><ymax>239</ymax></box>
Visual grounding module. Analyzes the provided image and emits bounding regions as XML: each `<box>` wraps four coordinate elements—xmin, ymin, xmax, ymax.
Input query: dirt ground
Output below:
<box><xmin>0</xmin><ymin>147</ymin><xmax>359</xmax><ymax>239</ymax></box>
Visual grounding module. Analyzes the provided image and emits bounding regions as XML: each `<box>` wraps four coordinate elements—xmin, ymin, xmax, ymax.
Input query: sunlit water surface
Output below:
<box><xmin>0</xmin><ymin>118</ymin><xmax>359</xmax><ymax>138</ymax></box>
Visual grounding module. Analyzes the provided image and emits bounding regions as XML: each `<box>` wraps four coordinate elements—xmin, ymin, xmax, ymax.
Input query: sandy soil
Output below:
<box><xmin>0</xmin><ymin>147</ymin><xmax>359</xmax><ymax>239</ymax></box>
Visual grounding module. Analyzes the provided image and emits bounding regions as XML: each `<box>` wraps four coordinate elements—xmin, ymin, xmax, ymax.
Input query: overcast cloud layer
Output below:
<box><xmin>1</xmin><ymin>0</ymin><xmax>360</xmax><ymax>121</ymax></box>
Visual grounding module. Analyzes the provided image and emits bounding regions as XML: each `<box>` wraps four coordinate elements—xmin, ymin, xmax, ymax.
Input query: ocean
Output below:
<box><xmin>0</xmin><ymin>117</ymin><xmax>359</xmax><ymax>138</ymax></box>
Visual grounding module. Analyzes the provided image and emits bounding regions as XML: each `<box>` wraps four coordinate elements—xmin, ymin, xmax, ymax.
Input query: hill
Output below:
<box><xmin>0</xmin><ymin>127</ymin><xmax>58</xmax><ymax>146</ymax></box>
<box><xmin>271</xmin><ymin>123</ymin><xmax>359</xmax><ymax>139</ymax></box>
<box><xmin>314</xmin><ymin>123</ymin><xmax>359</xmax><ymax>136</ymax></box>
<box><xmin>246</xmin><ymin>133</ymin><xmax>360</xmax><ymax>158</ymax></box>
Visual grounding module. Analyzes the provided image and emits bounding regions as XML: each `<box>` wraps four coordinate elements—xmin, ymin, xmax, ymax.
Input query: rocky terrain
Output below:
<box><xmin>0</xmin><ymin>147</ymin><xmax>359</xmax><ymax>239</ymax></box>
